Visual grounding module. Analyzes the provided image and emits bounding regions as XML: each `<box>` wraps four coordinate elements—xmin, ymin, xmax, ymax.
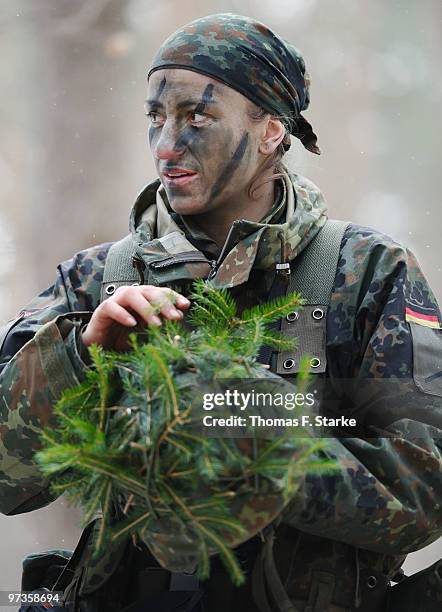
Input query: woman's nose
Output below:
<box><xmin>152</xmin><ymin>120</ymin><xmax>185</xmax><ymax>161</ymax></box>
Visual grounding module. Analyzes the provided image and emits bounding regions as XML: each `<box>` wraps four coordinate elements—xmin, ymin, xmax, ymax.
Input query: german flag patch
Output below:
<box><xmin>405</xmin><ymin>306</ymin><xmax>441</xmax><ymax>329</ymax></box>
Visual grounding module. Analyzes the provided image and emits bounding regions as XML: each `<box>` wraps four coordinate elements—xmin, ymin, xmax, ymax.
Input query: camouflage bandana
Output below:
<box><xmin>148</xmin><ymin>13</ymin><xmax>320</xmax><ymax>154</ymax></box>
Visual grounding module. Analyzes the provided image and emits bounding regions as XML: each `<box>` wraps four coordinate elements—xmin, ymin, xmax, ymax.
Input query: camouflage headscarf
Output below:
<box><xmin>148</xmin><ymin>13</ymin><xmax>320</xmax><ymax>155</ymax></box>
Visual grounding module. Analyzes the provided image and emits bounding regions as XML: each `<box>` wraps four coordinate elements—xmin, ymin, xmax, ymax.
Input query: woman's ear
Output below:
<box><xmin>259</xmin><ymin>117</ymin><xmax>286</xmax><ymax>155</ymax></box>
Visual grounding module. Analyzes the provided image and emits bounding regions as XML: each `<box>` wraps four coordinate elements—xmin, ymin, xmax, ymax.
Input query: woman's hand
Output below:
<box><xmin>81</xmin><ymin>285</ymin><xmax>190</xmax><ymax>352</ymax></box>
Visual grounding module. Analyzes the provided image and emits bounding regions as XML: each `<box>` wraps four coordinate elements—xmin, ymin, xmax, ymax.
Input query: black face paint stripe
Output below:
<box><xmin>173</xmin><ymin>126</ymin><xmax>199</xmax><ymax>151</ymax></box>
<box><xmin>194</xmin><ymin>83</ymin><xmax>214</xmax><ymax>114</ymax></box>
<box><xmin>173</xmin><ymin>84</ymin><xmax>215</xmax><ymax>152</ymax></box>
<box><xmin>148</xmin><ymin>126</ymin><xmax>157</xmax><ymax>147</ymax></box>
<box><xmin>209</xmin><ymin>133</ymin><xmax>249</xmax><ymax>201</ymax></box>
<box><xmin>156</xmin><ymin>77</ymin><xmax>167</xmax><ymax>99</ymax></box>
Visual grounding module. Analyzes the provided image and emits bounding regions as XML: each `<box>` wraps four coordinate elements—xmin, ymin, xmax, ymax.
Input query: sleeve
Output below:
<box><xmin>281</xmin><ymin>226</ymin><xmax>442</xmax><ymax>556</ymax></box>
<box><xmin>0</xmin><ymin>243</ymin><xmax>111</xmax><ymax>516</ymax></box>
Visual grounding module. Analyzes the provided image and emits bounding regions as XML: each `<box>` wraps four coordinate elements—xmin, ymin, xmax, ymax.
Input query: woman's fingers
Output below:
<box><xmin>114</xmin><ymin>286</ymin><xmax>185</xmax><ymax>323</ymax></box>
<box><xmin>102</xmin><ymin>299</ymin><xmax>139</xmax><ymax>327</ymax></box>
<box><xmin>82</xmin><ymin>285</ymin><xmax>191</xmax><ymax>350</ymax></box>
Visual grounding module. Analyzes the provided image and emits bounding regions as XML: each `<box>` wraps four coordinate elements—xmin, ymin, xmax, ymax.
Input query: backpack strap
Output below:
<box><xmin>252</xmin><ymin>221</ymin><xmax>349</xmax><ymax>612</ymax></box>
<box><xmin>291</xmin><ymin>220</ymin><xmax>349</xmax><ymax>303</ymax></box>
<box><xmin>275</xmin><ymin>219</ymin><xmax>349</xmax><ymax>376</ymax></box>
<box><xmin>252</xmin><ymin>523</ymin><xmax>300</xmax><ymax>612</ymax></box>
<box><xmin>101</xmin><ymin>234</ymin><xmax>140</xmax><ymax>302</ymax></box>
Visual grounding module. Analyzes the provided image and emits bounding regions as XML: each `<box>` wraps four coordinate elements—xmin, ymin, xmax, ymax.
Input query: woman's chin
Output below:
<box><xmin>168</xmin><ymin>197</ymin><xmax>209</xmax><ymax>217</ymax></box>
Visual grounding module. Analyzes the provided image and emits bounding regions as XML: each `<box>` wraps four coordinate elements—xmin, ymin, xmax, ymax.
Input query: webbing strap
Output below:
<box><xmin>103</xmin><ymin>234</ymin><xmax>137</xmax><ymax>284</ymax></box>
<box><xmin>101</xmin><ymin>234</ymin><xmax>139</xmax><ymax>302</ymax></box>
<box><xmin>252</xmin><ymin>526</ymin><xmax>299</xmax><ymax>612</ymax></box>
<box><xmin>276</xmin><ymin>220</ymin><xmax>349</xmax><ymax>375</ymax></box>
<box><xmin>289</xmin><ymin>219</ymin><xmax>349</xmax><ymax>304</ymax></box>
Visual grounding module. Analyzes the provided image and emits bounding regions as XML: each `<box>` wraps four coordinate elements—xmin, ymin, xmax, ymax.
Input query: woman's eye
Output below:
<box><xmin>190</xmin><ymin>112</ymin><xmax>207</xmax><ymax>125</ymax></box>
<box><xmin>146</xmin><ymin>111</ymin><xmax>163</xmax><ymax>126</ymax></box>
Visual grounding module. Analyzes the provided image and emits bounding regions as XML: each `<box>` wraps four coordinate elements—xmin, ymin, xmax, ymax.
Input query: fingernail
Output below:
<box><xmin>170</xmin><ymin>308</ymin><xmax>182</xmax><ymax>318</ymax></box>
<box><xmin>177</xmin><ymin>296</ymin><xmax>190</xmax><ymax>305</ymax></box>
<box><xmin>152</xmin><ymin>315</ymin><xmax>162</xmax><ymax>326</ymax></box>
<box><xmin>127</xmin><ymin>316</ymin><xmax>137</xmax><ymax>326</ymax></box>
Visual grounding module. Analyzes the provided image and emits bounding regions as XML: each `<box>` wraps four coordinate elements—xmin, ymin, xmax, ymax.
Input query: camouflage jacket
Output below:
<box><xmin>1</xmin><ymin>170</ymin><xmax>441</xmax><ymax>610</ymax></box>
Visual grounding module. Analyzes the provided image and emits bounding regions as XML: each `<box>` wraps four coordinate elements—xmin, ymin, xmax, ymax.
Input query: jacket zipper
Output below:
<box><xmin>207</xmin><ymin>220</ymin><xmax>241</xmax><ymax>281</ymax></box>
<box><xmin>150</xmin><ymin>253</ymin><xmax>212</xmax><ymax>269</ymax></box>
<box><xmin>207</xmin><ymin>260</ymin><xmax>219</xmax><ymax>280</ymax></box>
<box><xmin>147</xmin><ymin>219</ymin><xmax>242</xmax><ymax>279</ymax></box>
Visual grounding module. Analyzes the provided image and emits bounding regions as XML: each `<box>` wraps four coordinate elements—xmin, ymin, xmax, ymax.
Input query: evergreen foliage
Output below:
<box><xmin>36</xmin><ymin>280</ymin><xmax>334</xmax><ymax>584</ymax></box>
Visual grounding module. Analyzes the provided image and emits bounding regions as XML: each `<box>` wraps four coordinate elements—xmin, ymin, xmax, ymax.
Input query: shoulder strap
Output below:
<box><xmin>275</xmin><ymin>219</ymin><xmax>349</xmax><ymax>375</ymax></box>
<box><xmin>101</xmin><ymin>235</ymin><xmax>140</xmax><ymax>302</ymax></box>
<box><xmin>290</xmin><ymin>219</ymin><xmax>349</xmax><ymax>304</ymax></box>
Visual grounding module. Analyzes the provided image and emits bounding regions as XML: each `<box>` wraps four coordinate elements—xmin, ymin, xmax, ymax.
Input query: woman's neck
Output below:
<box><xmin>192</xmin><ymin>179</ymin><xmax>276</xmax><ymax>248</ymax></box>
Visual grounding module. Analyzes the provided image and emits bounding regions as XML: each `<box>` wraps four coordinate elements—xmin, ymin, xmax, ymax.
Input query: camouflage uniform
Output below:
<box><xmin>1</xmin><ymin>169</ymin><xmax>441</xmax><ymax>611</ymax></box>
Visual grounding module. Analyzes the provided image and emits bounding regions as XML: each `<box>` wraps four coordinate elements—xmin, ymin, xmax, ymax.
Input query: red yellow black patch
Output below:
<box><xmin>405</xmin><ymin>307</ymin><xmax>441</xmax><ymax>329</ymax></box>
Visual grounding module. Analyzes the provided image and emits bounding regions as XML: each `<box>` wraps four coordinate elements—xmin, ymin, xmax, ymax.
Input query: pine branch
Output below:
<box><xmin>36</xmin><ymin>279</ymin><xmax>334</xmax><ymax>585</ymax></box>
<box><xmin>109</xmin><ymin>508</ymin><xmax>152</xmax><ymax>543</ymax></box>
<box><xmin>240</xmin><ymin>292</ymin><xmax>304</xmax><ymax>324</ymax></box>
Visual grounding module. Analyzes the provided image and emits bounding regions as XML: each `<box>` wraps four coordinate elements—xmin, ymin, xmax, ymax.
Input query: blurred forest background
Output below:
<box><xmin>0</xmin><ymin>0</ymin><xmax>441</xmax><ymax>599</ymax></box>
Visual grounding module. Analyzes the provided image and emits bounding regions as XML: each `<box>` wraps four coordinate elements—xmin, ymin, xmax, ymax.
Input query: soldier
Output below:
<box><xmin>1</xmin><ymin>13</ymin><xmax>442</xmax><ymax>612</ymax></box>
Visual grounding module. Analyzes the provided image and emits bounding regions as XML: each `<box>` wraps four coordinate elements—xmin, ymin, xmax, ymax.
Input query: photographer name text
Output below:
<box><xmin>202</xmin><ymin>414</ymin><xmax>357</xmax><ymax>428</ymax></box>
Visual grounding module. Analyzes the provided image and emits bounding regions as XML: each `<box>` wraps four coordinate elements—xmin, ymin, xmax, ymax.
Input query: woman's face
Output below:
<box><xmin>146</xmin><ymin>68</ymin><xmax>267</xmax><ymax>217</ymax></box>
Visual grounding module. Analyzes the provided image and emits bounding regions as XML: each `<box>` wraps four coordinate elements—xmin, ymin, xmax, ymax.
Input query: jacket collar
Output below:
<box><xmin>129</xmin><ymin>169</ymin><xmax>327</xmax><ymax>289</ymax></box>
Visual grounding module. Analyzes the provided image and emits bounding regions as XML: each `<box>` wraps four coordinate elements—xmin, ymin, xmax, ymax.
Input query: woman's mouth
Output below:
<box><xmin>162</xmin><ymin>169</ymin><xmax>198</xmax><ymax>186</ymax></box>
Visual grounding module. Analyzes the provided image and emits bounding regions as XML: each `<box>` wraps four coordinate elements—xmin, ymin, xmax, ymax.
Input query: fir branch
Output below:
<box><xmin>36</xmin><ymin>278</ymin><xmax>334</xmax><ymax>585</ymax></box>
<box><xmin>188</xmin><ymin>279</ymin><xmax>237</xmax><ymax>329</ymax></box>
<box><xmin>94</xmin><ymin>480</ymin><xmax>113</xmax><ymax>554</ymax></box>
<box><xmin>79</xmin><ymin>478</ymin><xmax>106</xmax><ymax>526</ymax></box>
<box><xmin>146</xmin><ymin>345</ymin><xmax>179</xmax><ymax>418</ymax></box>
<box><xmin>239</xmin><ymin>292</ymin><xmax>304</xmax><ymax>324</ymax></box>
<box><xmin>160</xmin><ymin>480</ymin><xmax>245</xmax><ymax>585</ymax></box>
<box><xmin>74</xmin><ymin>455</ymin><xmax>146</xmax><ymax>497</ymax></box>
<box><xmin>110</xmin><ymin>509</ymin><xmax>152</xmax><ymax>543</ymax></box>
<box><xmin>198</xmin><ymin>538</ymin><xmax>210</xmax><ymax>581</ymax></box>
<box><xmin>88</xmin><ymin>344</ymin><xmax>113</xmax><ymax>431</ymax></box>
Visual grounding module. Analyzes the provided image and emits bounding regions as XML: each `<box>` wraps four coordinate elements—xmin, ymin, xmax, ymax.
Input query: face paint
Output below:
<box><xmin>156</xmin><ymin>76</ymin><xmax>167</xmax><ymax>99</ymax></box>
<box><xmin>146</xmin><ymin>69</ymin><xmax>268</xmax><ymax>219</ymax></box>
<box><xmin>173</xmin><ymin>125</ymin><xmax>199</xmax><ymax>152</ymax></box>
<box><xmin>173</xmin><ymin>84</ymin><xmax>215</xmax><ymax>152</ymax></box>
<box><xmin>148</xmin><ymin>125</ymin><xmax>157</xmax><ymax>147</ymax></box>
<box><xmin>209</xmin><ymin>133</ymin><xmax>249</xmax><ymax>201</ymax></box>
<box><xmin>194</xmin><ymin>83</ymin><xmax>214</xmax><ymax>114</ymax></box>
